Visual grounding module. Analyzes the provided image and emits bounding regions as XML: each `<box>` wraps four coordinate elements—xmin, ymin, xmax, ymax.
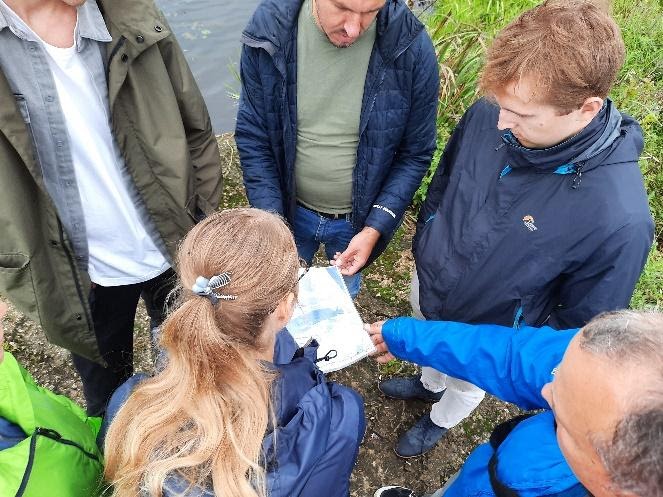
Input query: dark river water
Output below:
<box><xmin>156</xmin><ymin>0</ymin><xmax>261</xmax><ymax>133</ymax></box>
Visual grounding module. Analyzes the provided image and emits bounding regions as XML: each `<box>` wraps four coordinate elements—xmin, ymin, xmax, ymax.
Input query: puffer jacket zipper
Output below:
<box><xmin>353</xmin><ymin>31</ymin><xmax>423</xmax><ymax>227</ymax></box>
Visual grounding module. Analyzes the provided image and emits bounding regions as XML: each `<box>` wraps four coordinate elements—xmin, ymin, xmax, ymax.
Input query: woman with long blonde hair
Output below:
<box><xmin>102</xmin><ymin>208</ymin><xmax>364</xmax><ymax>497</ymax></box>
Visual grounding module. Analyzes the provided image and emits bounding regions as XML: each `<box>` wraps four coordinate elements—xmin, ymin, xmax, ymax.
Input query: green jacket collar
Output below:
<box><xmin>97</xmin><ymin>0</ymin><xmax>171</xmax><ymax>50</ymax></box>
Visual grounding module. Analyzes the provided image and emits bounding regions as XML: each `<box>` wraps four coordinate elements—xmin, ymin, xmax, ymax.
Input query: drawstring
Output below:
<box><xmin>315</xmin><ymin>350</ymin><xmax>338</xmax><ymax>363</ymax></box>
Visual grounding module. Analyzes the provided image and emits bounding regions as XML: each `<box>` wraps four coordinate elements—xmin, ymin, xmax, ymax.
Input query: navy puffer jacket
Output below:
<box><xmin>415</xmin><ymin>98</ymin><xmax>654</xmax><ymax>329</ymax></box>
<box><xmin>235</xmin><ymin>0</ymin><xmax>439</xmax><ymax>265</ymax></box>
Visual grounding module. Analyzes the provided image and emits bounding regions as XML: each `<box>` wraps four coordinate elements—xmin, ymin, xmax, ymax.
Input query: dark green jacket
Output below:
<box><xmin>0</xmin><ymin>0</ymin><xmax>222</xmax><ymax>363</ymax></box>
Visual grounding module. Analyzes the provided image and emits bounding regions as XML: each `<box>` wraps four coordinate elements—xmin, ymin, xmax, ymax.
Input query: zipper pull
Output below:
<box><xmin>572</xmin><ymin>164</ymin><xmax>583</xmax><ymax>189</ymax></box>
<box><xmin>315</xmin><ymin>349</ymin><xmax>338</xmax><ymax>363</ymax></box>
<box><xmin>499</xmin><ymin>165</ymin><xmax>512</xmax><ymax>179</ymax></box>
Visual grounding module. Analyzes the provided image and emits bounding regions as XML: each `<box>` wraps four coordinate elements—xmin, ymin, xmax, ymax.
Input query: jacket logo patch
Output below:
<box><xmin>523</xmin><ymin>215</ymin><xmax>538</xmax><ymax>232</ymax></box>
<box><xmin>372</xmin><ymin>204</ymin><xmax>396</xmax><ymax>219</ymax></box>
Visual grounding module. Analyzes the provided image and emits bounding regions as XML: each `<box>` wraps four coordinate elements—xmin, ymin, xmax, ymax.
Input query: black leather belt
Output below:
<box><xmin>297</xmin><ymin>202</ymin><xmax>352</xmax><ymax>221</ymax></box>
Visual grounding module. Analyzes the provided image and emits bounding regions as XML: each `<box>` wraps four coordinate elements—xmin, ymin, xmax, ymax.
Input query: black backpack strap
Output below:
<box><xmin>488</xmin><ymin>451</ymin><xmax>522</xmax><ymax>497</ymax></box>
<box><xmin>487</xmin><ymin>414</ymin><xmax>536</xmax><ymax>497</ymax></box>
<box><xmin>487</xmin><ymin>413</ymin><xmax>590</xmax><ymax>497</ymax></box>
<box><xmin>489</xmin><ymin>414</ymin><xmax>536</xmax><ymax>449</ymax></box>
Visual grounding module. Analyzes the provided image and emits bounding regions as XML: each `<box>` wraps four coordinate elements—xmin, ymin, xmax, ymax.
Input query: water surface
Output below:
<box><xmin>156</xmin><ymin>0</ymin><xmax>261</xmax><ymax>132</ymax></box>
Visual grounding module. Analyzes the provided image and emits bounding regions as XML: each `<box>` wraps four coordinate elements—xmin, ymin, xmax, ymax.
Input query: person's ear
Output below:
<box><xmin>578</xmin><ymin>97</ymin><xmax>603</xmax><ymax>122</ymax></box>
<box><xmin>273</xmin><ymin>292</ymin><xmax>296</xmax><ymax>327</ymax></box>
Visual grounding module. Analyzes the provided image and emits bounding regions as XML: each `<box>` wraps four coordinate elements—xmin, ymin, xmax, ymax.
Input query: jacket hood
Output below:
<box><xmin>503</xmin><ymin>99</ymin><xmax>643</xmax><ymax>174</ymax></box>
<box><xmin>270</xmin><ymin>329</ymin><xmax>324</xmax><ymax>426</ymax></box>
<box><xmin>241</xmin><ymin>0</ymin><xmax>424</xmax><ymax>62</ymax></box>
<box><xmin>271</xmin><ymin>357</ymin><xmax>324</xmax><ymax>427</ymax></box>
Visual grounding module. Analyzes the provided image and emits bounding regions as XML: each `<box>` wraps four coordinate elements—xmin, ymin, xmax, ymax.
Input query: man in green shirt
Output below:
<box><xmin>236</xmin><ymin>0</ymin><xmax>439</xmax><ymax>297</ymax></box>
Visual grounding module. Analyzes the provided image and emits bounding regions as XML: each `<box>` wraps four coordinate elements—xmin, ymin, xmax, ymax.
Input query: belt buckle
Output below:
<box><xmin>298</xmin><ymin>203</ymin><xmax>350</xmax><ymax>221</ymax></box>
<box><xmin>331</xmin><ymin>211</ymin><xmax>351</xmax><ymax>221</ymax></box>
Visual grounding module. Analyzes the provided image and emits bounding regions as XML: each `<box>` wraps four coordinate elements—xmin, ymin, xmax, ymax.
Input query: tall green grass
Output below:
<box><xmin>414</xmin><ymin>0</ymin><xmax>538</xmax><ymax>203</ymax></box>
<box><xmin>420</xmin><ymin>0</ymin><xmax>663</xmax><ymax>308</ymax></box>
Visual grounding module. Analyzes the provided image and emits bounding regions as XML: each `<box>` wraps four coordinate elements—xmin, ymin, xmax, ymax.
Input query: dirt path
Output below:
<box><xmin>3</xmin><ymin>135</ymin><xmax>521</xmax><ymax>496</ymax></box>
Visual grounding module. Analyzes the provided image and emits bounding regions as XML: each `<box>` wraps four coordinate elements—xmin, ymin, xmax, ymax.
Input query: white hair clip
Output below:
<box><xmin>191</xmin><ymin>272</ymin><xmax>237</xmax><ymax>305</ymax></box>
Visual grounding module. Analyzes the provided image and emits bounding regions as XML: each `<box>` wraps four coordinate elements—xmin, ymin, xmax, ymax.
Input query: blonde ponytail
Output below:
<box><xmin>104</xmin><ymin>209</ymin><xmax>299</xmax><ymax>497</ymax></box>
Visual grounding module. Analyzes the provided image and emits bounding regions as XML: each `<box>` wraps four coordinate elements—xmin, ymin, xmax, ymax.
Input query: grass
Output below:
<box><xmin>612</xmin><ymin>0</ymin><xmax>663</xmax><ymax>248</ymax></box>
<box><xmin>362</xmin><ymin>219</ymin><xmax>414</xmax><ymax>315</ymax></box>
<box><xmin>630</xmin><ymin>245</ymin><xmax>663</xmax><ymax>309</ymax></box>
<box><xmin>414</xmin><ymin>0</ymin><xmax>663</xmax><ymax>310</ymax></box>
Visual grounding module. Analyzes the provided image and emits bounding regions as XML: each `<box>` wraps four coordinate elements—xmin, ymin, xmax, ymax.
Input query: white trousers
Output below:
<box><xmin>410</xmin><ymin>269</ymin><xmax>485</xmax><ymax>429</ymax></box>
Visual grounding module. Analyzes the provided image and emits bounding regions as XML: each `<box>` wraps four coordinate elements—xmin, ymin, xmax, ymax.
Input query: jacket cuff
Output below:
<box><xmin>365</xmin><ymin>204</ymin><xmax>399</xmax><ymax>236</ymax></box>
<box><xmin>382</xmin><ymin>318</ymin><xmax>406</xmax><ymax>358</ymax></box>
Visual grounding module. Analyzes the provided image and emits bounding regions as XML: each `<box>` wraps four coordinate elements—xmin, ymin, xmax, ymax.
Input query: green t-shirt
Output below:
<box><xmin>294</xmin><ymin>0</ymin><xmax>376</xmax><ymax>214</ymax></box>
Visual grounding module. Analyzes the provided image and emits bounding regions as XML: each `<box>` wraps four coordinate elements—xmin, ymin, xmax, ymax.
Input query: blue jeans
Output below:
<box><xmin>293</xmin><ymin>205</ymin><xmax>362</xmax><ymax>298</ymax></box>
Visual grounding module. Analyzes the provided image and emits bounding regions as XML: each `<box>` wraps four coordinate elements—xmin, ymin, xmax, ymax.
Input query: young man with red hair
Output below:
<box><xmin>378</xmin><ymin>0</ymin><xmax>653</xmax><ymax>459</ymax></box>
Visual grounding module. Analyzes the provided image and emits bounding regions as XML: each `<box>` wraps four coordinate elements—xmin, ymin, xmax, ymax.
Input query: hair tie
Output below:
<box><xmin>191</xmin><ymin>272</ymin><xmax>237</xmax><ymax>305</ymax></box>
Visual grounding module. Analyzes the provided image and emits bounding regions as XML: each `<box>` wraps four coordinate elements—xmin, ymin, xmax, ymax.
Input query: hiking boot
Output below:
<box><xmin>378</xmin><ymin>375</ymin><xmax>445</xmax><ymax>403</ymax></box>
<box><xmin>395</xmin><ymin>413</ymin><xmax>448</xmax><ymax>458</ymax></box>
<box><xmin>374</xmin><ymin>486</ymin><xmax>421</xmax><ymax>497</ymax></box>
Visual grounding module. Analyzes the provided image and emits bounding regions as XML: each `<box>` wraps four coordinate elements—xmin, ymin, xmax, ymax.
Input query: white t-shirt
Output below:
<box><xmin>7</xmin><ymin>7</ymin><xmax>169</xmax><ymax>286</ymax></box>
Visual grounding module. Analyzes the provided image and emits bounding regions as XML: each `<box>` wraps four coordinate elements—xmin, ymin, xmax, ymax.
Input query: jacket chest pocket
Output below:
<box><xmin>513</xmin><ymin>293</ymin><xmax>555</xmax><ymax>329</ymax></box>
<box><xmin>12</xmin><ymin>94</ymin><xmax>41</xmax><ymax>167</ymax></box>
<box><xmin>0</xmin><ymin>253</ymin><xmax>40</xmax><ymax>321</ymax></box>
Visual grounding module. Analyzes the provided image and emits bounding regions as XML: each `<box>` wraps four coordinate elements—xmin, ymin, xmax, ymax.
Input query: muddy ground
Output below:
<box><xmin>3</xmin><ymin>135</ymin><xmax>521</xmax><ymax>496</ymax></box>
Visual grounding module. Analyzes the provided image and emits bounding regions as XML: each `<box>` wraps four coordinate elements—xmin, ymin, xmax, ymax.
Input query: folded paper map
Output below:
<box><xmin>286</xmin><ymin>266</ymin><xmax>376</xmax><ymax>373</ymax></box>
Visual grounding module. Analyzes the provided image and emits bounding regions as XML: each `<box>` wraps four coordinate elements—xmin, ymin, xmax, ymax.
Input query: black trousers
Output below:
<box><xmin>71</xmin><ymin>268</ymin><xmax>176</xmax><ymax>416</ymax></box>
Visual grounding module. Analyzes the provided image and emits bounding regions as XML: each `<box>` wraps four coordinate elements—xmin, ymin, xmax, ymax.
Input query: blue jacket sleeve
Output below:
<box><xmin>381</xmin><ymin>318</ymin><xmax>578</xmax><ymax>410</ymax></box>
<box><xmin>364</xmin><ymin>32</ymin><xmax>439</xmax><ymax>237</ymax></box>
<box><xmin>548</xmin><ymin>218</ymin><xmax>654</xmax><ymax>329</ymax></box>
<box><xmin>235</xmin><ymin>45</ymin><xmax>285</xmax><ymax>215</ymax></box>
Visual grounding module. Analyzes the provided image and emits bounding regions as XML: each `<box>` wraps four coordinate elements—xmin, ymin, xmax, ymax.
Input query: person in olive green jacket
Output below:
<box><xmin>0</xmin><ymin>0</ymin><xmax>222</xmax><ymax>416</ymax></box>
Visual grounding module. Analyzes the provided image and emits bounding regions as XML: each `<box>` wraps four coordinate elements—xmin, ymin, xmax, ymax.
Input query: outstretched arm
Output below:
<box><xmin>368</xmin><ymin>318</ymin><xmax>577</xmax><ymax>410</ymax></box>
